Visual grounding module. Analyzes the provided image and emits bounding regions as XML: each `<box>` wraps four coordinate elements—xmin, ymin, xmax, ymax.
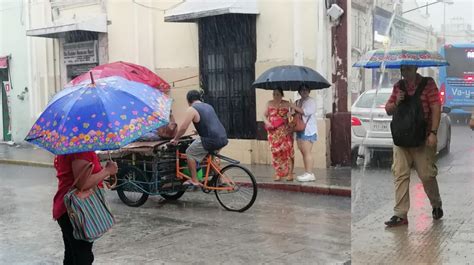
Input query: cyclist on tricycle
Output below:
<box><xmin>170</xmin><ymin>90</ymin><xmax>228</xmax><ymax>187</ymax></box>
<box><xmin>106</xmin><ymin>90</ymin><xmax>257</xmax><ymax>212</ymax></box>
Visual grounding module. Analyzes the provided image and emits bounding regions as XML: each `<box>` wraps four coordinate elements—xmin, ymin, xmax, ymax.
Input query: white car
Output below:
<box><xmin>351</xmin><ymin>88</ymin><xmax>451</xmax><ymax>165</ymax></box>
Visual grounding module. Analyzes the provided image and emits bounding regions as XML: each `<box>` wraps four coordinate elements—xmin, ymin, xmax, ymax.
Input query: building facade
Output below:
<box><xmin>2</xmin><ymin>0</ymin><xmax>352</xmax><ymax>168</ymax></box>
<box><xmin>0</xmin><ymin>0</ymin><xmax>31</xmax><ymax>142</ymax></box>
<box><xmin>350</xmin><ymin>0</ymin><xmax>438</xmax><ymax>102</ymax></box>
<box><xmin>442</xmin><ymin>17</ymin><xmax>474</xmax><ymax>44</ymax></box>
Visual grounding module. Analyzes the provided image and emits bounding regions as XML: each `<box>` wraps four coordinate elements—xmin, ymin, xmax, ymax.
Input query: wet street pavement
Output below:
<box><xmin>0</xmin><ymin>164</ymin><xmax>350</xmax><ymax>265</ymax></box>
<box><xmin>352</xmin><ymin>124</ymin><xmax>474</xmax><ymax>264</ymax></box>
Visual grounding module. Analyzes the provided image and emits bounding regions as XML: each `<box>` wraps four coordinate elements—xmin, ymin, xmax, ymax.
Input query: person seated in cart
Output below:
<box><xmin>170</xmin><ymin>90</ymin><xmax>228</xmax><ymax>186</ymax></box>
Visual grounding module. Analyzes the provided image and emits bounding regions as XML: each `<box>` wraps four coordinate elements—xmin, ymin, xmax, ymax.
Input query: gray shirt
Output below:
<box><xmin>192</xmin><ymin>102</ymin><xmax>228</xmax><ymax>151</ymax></box>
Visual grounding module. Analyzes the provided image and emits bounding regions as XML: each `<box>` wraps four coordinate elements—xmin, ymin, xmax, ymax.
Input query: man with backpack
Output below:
<box><xmin>384</xmin><ymin>65</ymin><xmax>443</xmax><ymax>227</ymax></box>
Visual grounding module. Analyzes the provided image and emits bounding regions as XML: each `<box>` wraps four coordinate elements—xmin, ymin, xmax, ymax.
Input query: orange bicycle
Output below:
<box><xmin>109</xmin><ymin>137</ymin><xmax>257</xmax><ymax>212</ymax></box>
<box><xmin>174</xmin><ymin>138</ymin><xmax>258</xmax><ymax>212</ymax></box>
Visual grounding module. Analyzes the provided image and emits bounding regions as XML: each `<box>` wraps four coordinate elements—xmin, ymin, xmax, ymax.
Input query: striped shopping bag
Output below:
<box><xmin>64</xmin><ymin>187</ymin><xmax>115</xmax><ymax>242</ymax></box>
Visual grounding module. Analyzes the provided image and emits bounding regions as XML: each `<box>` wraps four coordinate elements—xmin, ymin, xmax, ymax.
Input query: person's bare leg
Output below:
<box><xmin>187</xmin><ymin>158</ymin><xmax>201</xmax><ymax>185</ymax></box>
<box><xmin>302</xmin><ymin>141</ymin><xmax>314</xmax><ymax>173</ymax></box>
<box><xmin>287</xmin><ymin>157</ymin><xmax>295</xmax><ymax>181</ymax></box>
<box><xmin>297</xmin><ymin>140</ymin><xmax>314</xmax><ymax>173</ymax></box>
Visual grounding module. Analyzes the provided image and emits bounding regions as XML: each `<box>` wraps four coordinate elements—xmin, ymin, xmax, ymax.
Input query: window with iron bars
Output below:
<box><xmin>198</xmin><ymin>14</ymin><xmax>257</xmax><ymax>139</ymax></box>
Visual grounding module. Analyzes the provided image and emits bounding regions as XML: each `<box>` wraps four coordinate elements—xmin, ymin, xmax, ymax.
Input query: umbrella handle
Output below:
<box><xmin>104</xmin><ymin>151</ymin><xmax>117</xmax><ymax>189</ymax></box>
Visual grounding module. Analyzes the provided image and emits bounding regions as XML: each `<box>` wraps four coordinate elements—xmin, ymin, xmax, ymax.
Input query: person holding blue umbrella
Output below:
<box><xmin>383</xmin><ymin>65</ymin><xmax>444</xmax><ymax>227</ymax></box>
<box><xmin>354</xmin><ymin>47</ymin><xmax>449</xmax><ymax>227</ymax></box>
<box><xmin>54</xmin><ymin>150</ymin><xmax>118</xmax><ymax>264</ymax></box>
<box><xmin>25</xmin><ymin>74</ymin><xmax>172</xmax><ymax>264</ymax></box>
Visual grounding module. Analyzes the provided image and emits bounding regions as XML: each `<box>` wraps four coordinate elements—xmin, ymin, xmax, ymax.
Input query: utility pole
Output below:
<box><xmin>328</xmin><ymin>0</ymin><xmax>351</xmax><ymax>166</ymax></box>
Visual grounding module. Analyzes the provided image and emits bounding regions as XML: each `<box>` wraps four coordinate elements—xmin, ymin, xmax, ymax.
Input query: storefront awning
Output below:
<box><xmin>26</xmin><ymin>15</ymin><xmax>107</xmax><ymax>38</ymax></box>
<box><xmin>0</xmin><ymin>56</ymin><xmax>8</xmax><ymax>69</ymax></box>
<box><xmin>164</xmin><ymin>0</ymin><xmax>258</xmax><ymax>22</ymax></box>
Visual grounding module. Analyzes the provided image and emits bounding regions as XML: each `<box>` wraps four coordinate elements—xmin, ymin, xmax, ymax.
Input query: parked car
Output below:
<box><xmin>351</xmin><ymin>88</ymin><xmax>451</xmax><ymax>165</ymax></box>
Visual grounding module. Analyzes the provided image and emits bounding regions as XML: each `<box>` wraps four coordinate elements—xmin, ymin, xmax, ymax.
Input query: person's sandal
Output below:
<box><xmin>183</xmin><ymin>179</ymin><xmax>203</xmax><ymax>187</ymax></box>
<box><xmin>273</xmin><ymin>175</ymin><xmax>282</xmax><ymax>181</ymax></box>
<box><xmin>286</xmin><ymin>173</ymin><xmax>295</xmax><ymax>181</ymax></box>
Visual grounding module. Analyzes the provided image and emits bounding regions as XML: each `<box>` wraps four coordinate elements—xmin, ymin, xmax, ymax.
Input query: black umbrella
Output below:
<box><xmin>251</xmin><ymin>65</ymin><xmax>331</xmax><ymax>90</ymax></box>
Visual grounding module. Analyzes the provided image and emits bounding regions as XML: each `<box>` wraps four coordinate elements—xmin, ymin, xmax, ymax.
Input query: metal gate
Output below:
<box><xmin>199</xmin><ymin>14</ymin><xmax>257</xmax><ymax>139</ymax></box>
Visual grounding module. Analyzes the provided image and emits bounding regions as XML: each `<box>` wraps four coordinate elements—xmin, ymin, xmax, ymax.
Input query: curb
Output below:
<box><xmin>0</xmin><ymin>159</ymin><xmax>351</xmax><ymax>197</ymax></box>
<box><xmin>256</xmin><ymin>182</ymin><xmax>351</xmax><ymax>197</ymax></box>
<box><xmin>0</xmin><ymin>159</ymin><xmax>53</xmax><ymax>168</ymax></box>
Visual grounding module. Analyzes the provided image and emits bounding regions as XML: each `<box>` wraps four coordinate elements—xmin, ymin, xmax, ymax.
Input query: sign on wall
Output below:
<box><xmin>67</xmin><ymin>63</ymin><xmax>98</xmax><ymax>77</ymax></box>
<box><xmin>64</xmin><ymin>40</ymin><xmax>98</xmax><ymax>65</ymax></box>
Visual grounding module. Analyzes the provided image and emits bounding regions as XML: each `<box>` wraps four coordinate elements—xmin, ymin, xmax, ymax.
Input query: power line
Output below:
<box><xmin>132</xmin><ymin>0</ymin><xmax>185</xmax><ymax>13</ymax></box>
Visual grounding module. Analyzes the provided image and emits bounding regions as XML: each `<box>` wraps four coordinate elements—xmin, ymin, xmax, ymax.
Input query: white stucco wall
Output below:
<box><xmin>0</xmin><ymin>0</ymin><xmax>32</xmax><ymax>142</ymax></box>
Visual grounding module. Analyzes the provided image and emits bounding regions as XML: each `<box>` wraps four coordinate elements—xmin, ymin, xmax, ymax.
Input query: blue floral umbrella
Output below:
<box><xmin>353</xmin><ymin>47</ymin><xmax>449</xmax><ymax>68</ymax></box>
<box><xmin>25</xmin><ymin>76</ymin><xmax>172</xmax><ymax>155</ymax></box>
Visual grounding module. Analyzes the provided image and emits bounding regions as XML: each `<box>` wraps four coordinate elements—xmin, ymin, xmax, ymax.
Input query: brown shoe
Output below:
<box><xmin>384</xmin><ymin>216</ymin><xmax>408</xmax><ymax>227</ymax></box>
<box><xmin>273</xmin><ymin>175</ymin><xmax>282</xmax><ymax>181</ymax></box>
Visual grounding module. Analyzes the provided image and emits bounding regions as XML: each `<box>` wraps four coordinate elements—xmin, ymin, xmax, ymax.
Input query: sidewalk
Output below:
<box><xmin>352</xmin><ymin>170</ymin><xmax>474</xmax><ymax>264</ymax></box>
<box><xmin>351</xmin><ymin>125</ymin><xmax>474</xmax><ymax>263</ymax></box>
<box><xmin>0</xmin><ymin>142</ymin><xmax>350</xmax><ymax>197</ymax></box>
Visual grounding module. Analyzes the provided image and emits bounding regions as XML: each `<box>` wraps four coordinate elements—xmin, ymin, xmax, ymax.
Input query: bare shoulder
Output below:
<box><xmin>281</xmin><ymin>99</ymin><xmax>291</xmax><ymax>107</ymax></box>
<box><xmin>184</xmin><ymin>106</ymin><xmax>197</xmax><ymax>118</ymax></box>
<box><xmin>187</xmin><ymin>106</ymin><xmax>198</xmax><ymax>113</ymax></box>
<box><xmin>267</xmin><ymin>100</ymin><xmax>277</xmax><ymax>107</ymax></box>
<box><xmin>188</xmin><ymin>106</ymin><xmax>200</xmax><ymax>121</ymax></box>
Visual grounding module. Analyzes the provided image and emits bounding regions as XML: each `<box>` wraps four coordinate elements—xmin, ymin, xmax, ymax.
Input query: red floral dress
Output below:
<box><xmin>266</xmin><ymin>106</ymin><xmax>294</xmax><ymax>177</ymax></box>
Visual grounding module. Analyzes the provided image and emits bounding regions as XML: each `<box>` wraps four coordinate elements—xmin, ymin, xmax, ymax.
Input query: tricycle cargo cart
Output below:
<box><xmin>98</xmin><ymin>137</ymin><xmax>257</xmax><ymax>212</ymax></box>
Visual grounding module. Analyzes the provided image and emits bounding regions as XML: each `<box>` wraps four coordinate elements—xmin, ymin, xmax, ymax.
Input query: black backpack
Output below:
<box><xmin>390</xmin><ymin>77</ymin><xmax>429</xmax><ymax>147</ymax></box>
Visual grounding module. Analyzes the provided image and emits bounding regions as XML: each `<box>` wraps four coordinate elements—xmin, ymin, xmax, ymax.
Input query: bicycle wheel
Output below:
<box><xmin>116</xmin><ymin>165</ymin><xmax>149</xmax><ymax>207</ymax></box>
<box><xmin>160</xmin><ymin>191</ymin><xmax>186</xmax><ymax>200</ymax></box>
<box><xmin>214</xmin><ymin>164</ymin><xmax>257</xmax><ymax>212</ymax></box>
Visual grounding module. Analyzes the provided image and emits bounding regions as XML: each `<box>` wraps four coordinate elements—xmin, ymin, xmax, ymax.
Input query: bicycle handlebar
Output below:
<box><xmin>165</xmin><ymin>136</ymin><xmax>195</xmax><ymax>148</ymax></box>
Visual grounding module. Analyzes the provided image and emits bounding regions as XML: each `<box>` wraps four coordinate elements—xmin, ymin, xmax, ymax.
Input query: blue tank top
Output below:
<box><xmin>192</xmin><ymin>102</ymin><xmax>228</xmax><ymax>151</ymax></box>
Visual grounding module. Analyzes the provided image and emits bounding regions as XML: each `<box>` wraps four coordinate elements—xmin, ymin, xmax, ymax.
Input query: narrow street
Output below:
<box><xmin>0</xmin><ymin>164</ymin><xmax>350</xmax><ymax>265</ymax></box>
<box><xmin>352</xmin><ymin>124</ymin><xmax>474</xmax><ymax>264</ymax></box>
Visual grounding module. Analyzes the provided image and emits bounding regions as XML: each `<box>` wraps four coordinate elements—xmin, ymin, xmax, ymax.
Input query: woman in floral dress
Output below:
<box><xmin>263</xmin><ymin>88</ymin><xmax>295</xmax><ymax>181</ymax></box>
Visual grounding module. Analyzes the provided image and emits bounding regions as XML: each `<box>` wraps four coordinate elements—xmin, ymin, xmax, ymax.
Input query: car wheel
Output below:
<box><xmin>441</xmin><ymin>129</ymin><xmax>451</xmax><ymax>155</ymax></box>
<box><xmin>351</xmin><ymin>149</ymin><xmax>358</xmax><ymax>167</ymax></box>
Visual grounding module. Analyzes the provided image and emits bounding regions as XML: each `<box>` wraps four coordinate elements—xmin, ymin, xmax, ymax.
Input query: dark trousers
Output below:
<box><xmin>57</xmin><ymin>213</ymin><xmax>94</xmax><ymax>265</ymax></box>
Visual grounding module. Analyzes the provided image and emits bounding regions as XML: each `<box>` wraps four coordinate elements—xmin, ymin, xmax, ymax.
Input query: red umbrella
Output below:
<box><xmin>67</xmin><ymin>61</ymin><xmax>171</xmax><ymax>92</ymax></box>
